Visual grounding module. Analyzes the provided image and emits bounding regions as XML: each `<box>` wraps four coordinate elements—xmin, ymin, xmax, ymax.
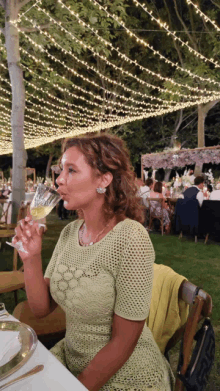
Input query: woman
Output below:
<box><xmin>149</xmin><ymin>181</ymin><xmax>171</xmax><ymax>234</ymax></box>
<box><xmin>13</xmin><ymin>134</ymin><xmax>174</xmax><ymax>391</ymax></box>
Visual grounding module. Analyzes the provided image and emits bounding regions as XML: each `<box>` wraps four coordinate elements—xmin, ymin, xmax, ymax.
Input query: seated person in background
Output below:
<box><xmin>149</xmin><ymin>181</ymin><xmax>171</xmax><ymax>233</ymax></box>
<box><xmin>139</xmin><ymin>178</ymin><xmax>154</xmax><ymax>207</ymax></box>
<box><xmin>209</xmin><ymin>183</ymin><xmax>220</xmax><ymax>200</ymax></box>
<box><xmin>136</xmin><ymin>178</ymin><xmax>144</xmax><ymax>188</ymax></box>
<box><xmin>2</xmin><ymin>189</ymin><xmax>10</xmax><ymax>197</ymax></box>
<box><xmin>182</xmin><ymin>175</ymin><xmax>204</xmax><ymax>206</ymax></box>
<box><xmin>207</xmin><ymin>184</ymin><xmax>213</xmax><ymax>193</ymax></box>
<box><xmin>162</xmin><ymin>182</ymin><xmax>171</xmax><ymax>197</ymax></box>
<box><xmin>0</xmin><ymin>190</ymin><xmax>7</xmax><ymax>199</ymax></box>
<box><xmin>139</xmin><ymin>178</ymin><xmax>153</xmax><ymax>196</ymax></box>
<box><xmin>188</xmin><ymin>169</ymin><xmax>195</xmax><ymax>184</ymax></box>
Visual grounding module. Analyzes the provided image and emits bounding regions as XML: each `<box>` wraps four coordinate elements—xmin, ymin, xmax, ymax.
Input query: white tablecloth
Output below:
<box><xmin>0</xmin><ymin>315</ymin><xmax>88</xmax><ymax>391</ymax></box>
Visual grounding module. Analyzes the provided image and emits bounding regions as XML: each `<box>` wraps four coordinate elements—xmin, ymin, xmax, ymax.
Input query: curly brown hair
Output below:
<box><xmin>63</xmin><ymin>134</ymin><xmax>145</xmax><ymax>224</ymax></box>
<box><xmin>154</xmin><ymin>181</ymin><xmax>162</xmax><ymax>193</ymax></box>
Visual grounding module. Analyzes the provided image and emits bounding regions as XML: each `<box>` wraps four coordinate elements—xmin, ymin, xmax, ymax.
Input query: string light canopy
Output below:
<box><xmin>0</xmin><ymin>0</ymin><xmax>219</xmax><ymax>155</ymax></box>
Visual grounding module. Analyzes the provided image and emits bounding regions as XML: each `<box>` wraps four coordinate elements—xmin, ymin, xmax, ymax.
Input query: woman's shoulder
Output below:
<box><xmin>117</xmin><ymin>218</ymin><xmax>148</xmax><ymax>238</ymax></box>
<box><xmin>116</xmin><ymin>219</ymin><xmax>154</xmax><ymax>255</ymax></box>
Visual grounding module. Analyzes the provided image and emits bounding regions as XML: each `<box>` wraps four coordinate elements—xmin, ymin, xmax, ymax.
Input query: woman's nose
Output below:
<box><xmin>56</xmin><ymin>174</ymin><xmax>65</xmax><ymax>186</ymax></box>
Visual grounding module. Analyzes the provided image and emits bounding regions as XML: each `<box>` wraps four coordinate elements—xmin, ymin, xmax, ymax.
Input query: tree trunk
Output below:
<box><xmin>197</xmin><ymin>104</ymin><xmax>206</xmax><ymax>148</ymax></box>
<box><xmin>164</xmin><ymin>169</ymin><xmax>172</xmax><ymax>182</ymax></box>
<box><xmin>195</xmin><ymin>100</ymin><xmax>220</xmax><ymax>176</ymax></box>
<box><xmin>45</xmin><ymin>153</ymin><xmax>53</xmax><ymax>178</ymax></box>
<box><xmin>5</xmin><ymin>0</ymin><xmax>26</xmax><ymax>223</ymax></box>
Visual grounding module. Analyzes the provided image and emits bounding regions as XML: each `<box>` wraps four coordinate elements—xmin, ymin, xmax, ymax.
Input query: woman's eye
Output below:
<box><xmin>69</xmin><ymin>168</ymin><xmax>76</xmax><ymax>173</ymax></box>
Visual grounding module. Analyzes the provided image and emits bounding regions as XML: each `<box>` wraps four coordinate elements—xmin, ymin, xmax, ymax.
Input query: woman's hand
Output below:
<box><xmin>12</xmin><ymin>215</ymin><xmax>45</xmax><ymax>263</ymax></box>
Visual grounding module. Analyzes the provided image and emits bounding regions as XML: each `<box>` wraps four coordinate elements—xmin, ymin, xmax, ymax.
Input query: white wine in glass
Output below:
<box><xmin>29</xmin><ymin>183</ymin><xmax>61</xmax><ymax>220</ymax></box>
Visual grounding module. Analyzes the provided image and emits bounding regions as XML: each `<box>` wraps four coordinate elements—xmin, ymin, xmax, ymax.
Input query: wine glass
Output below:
<box><xmin>29</xmin><ymin>183</ymin><xmax>61</xmax><ymax>220</ymax></box>
<box><xmin>6</xmin><ymin>184</ymin><xmax>61</xmax><ymax>253</ymax></box>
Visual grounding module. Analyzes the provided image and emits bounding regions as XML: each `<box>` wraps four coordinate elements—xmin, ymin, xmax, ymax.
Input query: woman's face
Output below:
<box><xmin>56</xmin><ymin>146</ymin><xmax>106</xmax><ymax>210</ymax></box>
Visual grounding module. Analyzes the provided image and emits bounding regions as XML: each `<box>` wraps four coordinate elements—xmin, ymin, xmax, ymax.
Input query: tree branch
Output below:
<box><xmin>175</xmin><ymin>109</ymin><xmax>183</xmax><ymax>133</ymax></box>
<box><xmin>18</xmin><ymin>0</ymin><xmax>32</xmax><ymax>12</ymax></box>
<box><xmin>181</xmin><ymin>117</ymin><xmax>197</xmax><ymax>132</ymax></box>
<box><xmin>19</xmin><ymin>23</ymin><xmax>51</xmax><ymax>32</ymax></box>
<box><xmin>211</xmin><ymin>0</ymin><xmax>220</xmax><ymax>9</ymax></box>
<box><xmin>187</xmin><ymin>3</ymin><xmax>198</xmax><ymax>45</ymax></box>
<box><xmin>173</xmin><ymin>0</ymin><xmax>198</xmax><ymax>50</ymax></box>
<box><xmin>0</xmin><ymin>0</ymin><xmax>5</xmax><ymax>9</ymax></box>
<box><xmin>202</xmin><ymin>99</ymin><xmax>220</xmax><ymax>116</ymax></box>
<box><xmin>163</xmin><ymin>0</ymin><xmax>184</xmax><ymax>66</ymax></box>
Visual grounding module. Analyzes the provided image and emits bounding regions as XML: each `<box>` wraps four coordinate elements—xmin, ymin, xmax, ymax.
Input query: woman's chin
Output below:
<box><xmin>63</xmin><ymin>200</ymin><xmax>70</xmax><ymax>209</ymax></box>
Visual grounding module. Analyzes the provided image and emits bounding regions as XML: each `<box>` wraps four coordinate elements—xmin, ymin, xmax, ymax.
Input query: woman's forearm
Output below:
<box><xmin>77</xmin><ymin>338</ymin><xmax>136</xmax><ymax>391</ymax></box>
<box><xmin>23</xmin><ymin>256</ymin><xmax>52</xmax><ymax>318</ymax></box>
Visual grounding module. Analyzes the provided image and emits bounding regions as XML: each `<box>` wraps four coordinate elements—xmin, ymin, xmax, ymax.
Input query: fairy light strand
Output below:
<box><xmin>86</xmin><ymin>0</ymin><xmax>220</xmax><ymax>86</ymax></box>
<box><xmin>34</xmin><ymin>2</ymin><xmax>220</xmax><ymax>96</ymax></box>
<box><xmin>19</xmin><ymin>14</ymin><xmax>209</xmax><ymax>103</ymax></box>
<box><xmin>16</xmin><ymin>21</ymin><xmax>187</xmax><ymax>106</ymax></box>
<box><xmin>20</xmin><ymin>15</ymin><xmax>180</xmax><ymax>107</ymax></box>
<box><xmin>186</xmin><ymin>0</ymin><xmax>220</xmax><ymax>32</ymax></box>
<box><xmin>133</xmin><ymin>0</ymin><xmax>220</xmax><ymax>68</ymax></box>
<box><xmin>0</xmin><ymin>59</ymin><xmax>155</xmax><ymax>119</ymax></box>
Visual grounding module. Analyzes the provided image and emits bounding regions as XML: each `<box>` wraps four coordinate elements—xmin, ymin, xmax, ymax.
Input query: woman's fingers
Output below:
<box><xmin>15</xmin><ymin>224</ymin><xmax>28</xmax><ymax>243</ymax></box>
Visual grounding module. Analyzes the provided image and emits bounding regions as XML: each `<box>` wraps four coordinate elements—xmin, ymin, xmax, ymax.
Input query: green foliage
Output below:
<box><xmin>28</xmin><ymin>139</ymin><xmax>62</xmax><ymax>160</ymax></box>
<box><xmin>0</xmin><ymin>0</ymin><xmax>219</xmax><ymax>162</ymax></box>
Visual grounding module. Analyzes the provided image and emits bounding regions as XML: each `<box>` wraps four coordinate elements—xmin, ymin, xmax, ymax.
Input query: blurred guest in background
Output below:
<box><xmin>181</xmin><ymin>176</ymin><xmax>204</xmax><ymax>206</ymax></box>
<box><xmin>207</xmin><ymin>184</ymin><xmax>213</xmax><ymax>193</ymax></box>
<box><xmin>188</xmin><ymin>169</ymin><xmax>195</xmax><ymax>184</ymax></box>
<box><xmin>139</xmin><ymin>178</ymin><xmax>154</xmax><ymax>209</ymax></box>
<box><xmin>209</xmin><ymin>183</ymin><xmax>220</xmax><ymax>200</ymax></box>
<box><xmin>139</xmin><ymin>178</ymin><xmax>154</xmax><ymax>197</ymax></box>
<box><xmin>149</xmin><ymin>181</ymin><xmax>171</xmax><ymax>234</ymax></box>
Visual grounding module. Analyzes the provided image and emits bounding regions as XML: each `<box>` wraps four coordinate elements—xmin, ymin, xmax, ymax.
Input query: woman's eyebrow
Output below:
<box><xmin>64</xmin><ymin>162</ymin><xmax>78</xmax><ymax>168</ymax></box>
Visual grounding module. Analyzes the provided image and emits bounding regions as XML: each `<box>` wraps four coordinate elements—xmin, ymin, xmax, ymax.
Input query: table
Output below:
<box><xmin>0</xmin><ymin>315</ymin><xmax>88</xmax><ymax>391</ymax></box>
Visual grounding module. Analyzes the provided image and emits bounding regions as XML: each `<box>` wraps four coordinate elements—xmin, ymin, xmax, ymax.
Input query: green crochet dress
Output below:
<box><xmin>44</xmin><ymin>218</ymin><xmax>174</xmax><ymax>391</ymax></box>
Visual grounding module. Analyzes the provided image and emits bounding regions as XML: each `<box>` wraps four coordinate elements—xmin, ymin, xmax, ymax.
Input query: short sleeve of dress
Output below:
<box><xmin>114</xmin><ymin>222</ymin><xmax>155</xmax><ymax>321</ymax></box>
<box><xmin>44</xmin><ymin>222</ymin><xmax>73</xmax><ymax>279</ymax></box>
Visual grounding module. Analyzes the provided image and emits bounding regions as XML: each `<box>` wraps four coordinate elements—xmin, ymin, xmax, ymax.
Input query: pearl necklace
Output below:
<box><xmin>79</xmin><ymin>222</ymin><xmax>111</xmax><ymax>246</ymax></box>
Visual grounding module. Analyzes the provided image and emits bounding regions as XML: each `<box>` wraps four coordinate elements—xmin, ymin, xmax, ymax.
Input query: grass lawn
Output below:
<box><xmin>0</xmin><ymin>212</ymin><xmax>219</xmax><ymax>390</ymax></box>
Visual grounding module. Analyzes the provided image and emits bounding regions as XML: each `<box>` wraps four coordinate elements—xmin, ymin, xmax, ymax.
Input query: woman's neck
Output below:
<box><xmin>81</xmin><ymin>200</ymin><xmax>110</xmax><ymax>234</ymax></box>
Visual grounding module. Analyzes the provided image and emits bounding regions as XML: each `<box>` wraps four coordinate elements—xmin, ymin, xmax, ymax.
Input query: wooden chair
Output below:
<box><xmin>175</xmin><ymin>198</ymin><xmax>203</xmax><ymax>243</ymax></box>
<box><xmin>0</xmin><ymin>200</ymin><xmax>12</xmax><ymax>228</ymax></box>
<box><xmin>13</xmin><ymin>302</ymin><xmax>66</xmax><ymax>346</ymax></box>
<box><xmin>0</xmin><ymin>201</ymin><xmax>15</xmax><ymax>249</ymax></box>
<box><xmin>0</xmin><ymin>202</ymin><xmax>30</xmax><ymax>304</ymax></box>
<box><xmin>148</xmin><ymin>198</ymin><xmax>164</xmax><ymax>235</ymax></box>
<box><xmin>165</xmin><ymin>280</ymin><xmax>212</xmax><ymax>391</ymax></box>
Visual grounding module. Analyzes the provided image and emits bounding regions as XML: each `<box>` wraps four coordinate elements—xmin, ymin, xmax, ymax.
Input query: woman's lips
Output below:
<box><xmin>59</xmin><ymin>192</ymin><xmax>67</xmax><ymax>200</ymax></box>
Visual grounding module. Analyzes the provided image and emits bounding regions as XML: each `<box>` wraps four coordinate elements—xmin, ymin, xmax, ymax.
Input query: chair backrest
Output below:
<box><xmin>166</xmin><ymin>280</ymin><xmax>212</xmax><ymax>391</ymax></box>
<box><xmin>200</xmin><ymin>200</ymin><xmax>220</xmax><ymax>237</ymax></box>
<box><xmin>13</xmin><ymin>202</ymin><xmax>31</xmax><ymax>272</ymax></box>
<box><xmin>175</xmin><ymin>198</ymin><xmax>199</xmax><ymax>235</ymax></box>
<box><xmin>148</xmin><ymin>198</ymin><xmax>164</xmax><ymax>216</ymax></box>
<box><xmin>0</xmin><ymin>200</ymin><xmax>11</xmax><ymax>225</ymax></box>
<box><xmin>148</xmin><ymin>197</ymin><xmax>163</xmax><ymax>206</ymax></box>
<box><xmin>165</xmin><ymin>281</ymin><xmax>212</xmax><ymax>354</ymax></box>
